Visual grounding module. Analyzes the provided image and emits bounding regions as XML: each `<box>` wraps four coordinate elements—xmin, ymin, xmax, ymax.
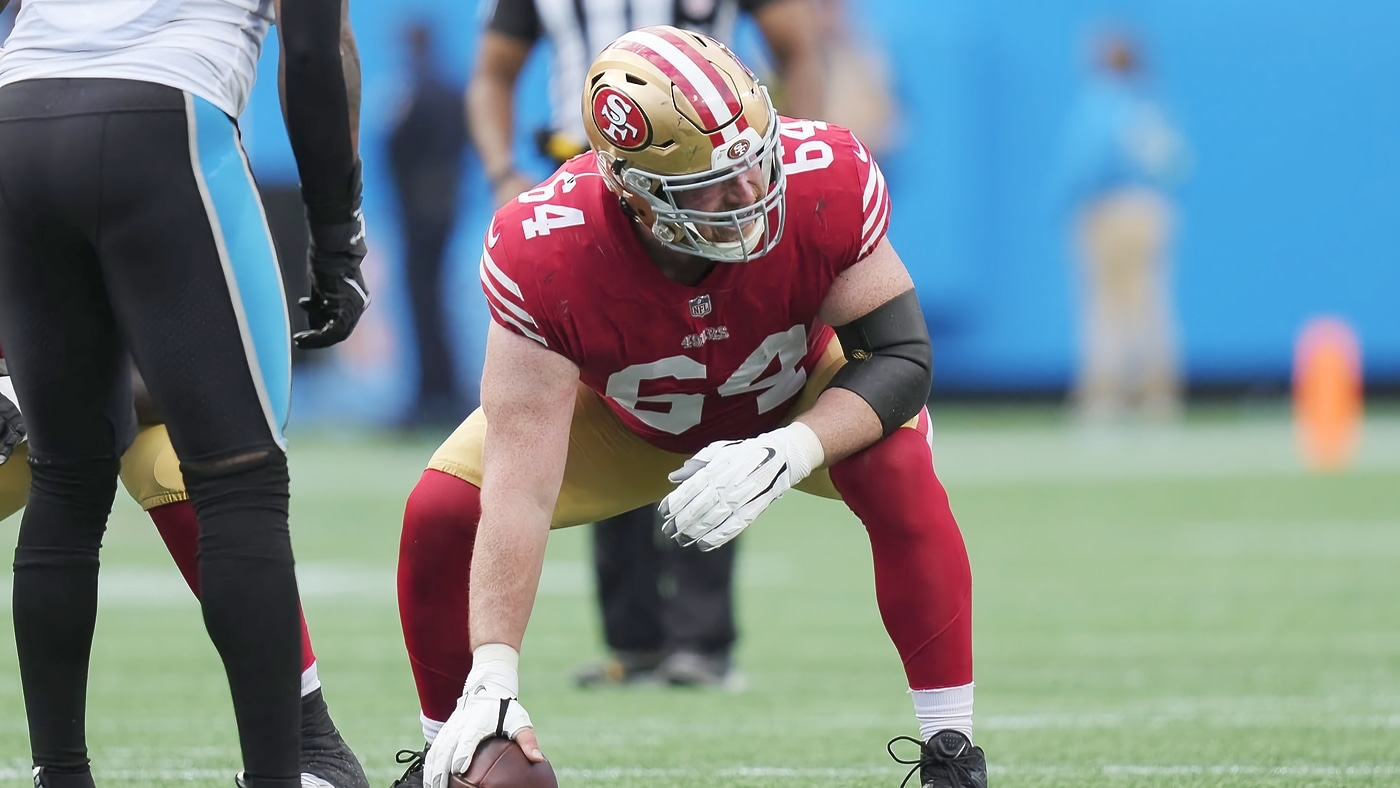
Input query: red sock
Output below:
<box><xmin>397</xmin><ymin>469</ymin><xmax>480</xmax><ymax>723</ymax></box>
<box><xmin>147</xmin><ymin>499</ymin><xmax>317</xmax><ymax>675</ymax></box>
<box><xmin>827</xmin><ymin>413</ymin><xmax>973</xmax><ymax>690</ymax></box>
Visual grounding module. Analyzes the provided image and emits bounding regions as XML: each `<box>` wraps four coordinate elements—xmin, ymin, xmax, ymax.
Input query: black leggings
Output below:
<box><xmin>0</xmin><ymin>78</ymin><xmax>302</xmax><ymax>788</ymax></box>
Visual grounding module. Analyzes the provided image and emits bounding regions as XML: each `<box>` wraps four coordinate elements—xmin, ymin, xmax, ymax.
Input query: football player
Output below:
<box><xmin>0</xmin><ymin>0</ymin><xmax>366</xmax><ymax>785</ymax></box>
<box><xmin>391</xmin><ymin>26</ymin><xmax>986</xmax><ymax>788</ymax></box>
<box><xmin>0</xmin><ymin>364</ymin><xmax>368</xmax><ymax>788</ymax></box>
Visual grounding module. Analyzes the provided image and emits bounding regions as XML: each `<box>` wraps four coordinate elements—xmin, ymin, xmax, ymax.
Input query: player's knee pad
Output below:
<box><xmin>118</xmin><ymin>424</ymin><xmax>187</xmax><ymax>510</ymax></box>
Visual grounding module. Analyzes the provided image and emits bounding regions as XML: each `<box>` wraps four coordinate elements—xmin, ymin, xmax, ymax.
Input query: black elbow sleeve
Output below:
<box><xmin>828</xmin><ymin>289</ymin><xmax>933</xmax><ymax>436</ymax></box>
<box><xmin>280</xmin><ymin>0</ymin><xmax>360</xmax><ymax>224</ymax></box>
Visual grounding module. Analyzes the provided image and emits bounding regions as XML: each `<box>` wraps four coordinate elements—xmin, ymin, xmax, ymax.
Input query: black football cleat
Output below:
<box><xmin>888</xmin><ymin>730</ymin><xmax>988</xmax><ymax>788</ymax></box>
<box><xmin>388</xmin><ymin>745</ymin><xmax>428</xmax><ymax>788</ymax></box>
<box><xmin>32</xmin><ymin>767</ymin><xmax>95</xmax><ymax>788</ymax></box>
<box><xmin>300</xmin><ymin>688</ymin><xmax>371</xmax><ymax>788</ymax></box>
<box><xmin>233</xmin><ymin>689</ymin><xmax>370</xmax><ymax>788</ymax></box>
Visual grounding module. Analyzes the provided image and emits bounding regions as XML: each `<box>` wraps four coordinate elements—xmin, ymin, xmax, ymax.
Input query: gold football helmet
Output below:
<box><xmin>583</xmin><ymin>25</ymin><xmax>785</xmax><ymax>262</ymax></box>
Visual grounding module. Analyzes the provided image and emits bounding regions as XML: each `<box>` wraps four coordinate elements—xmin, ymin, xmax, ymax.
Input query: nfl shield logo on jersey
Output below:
<box><xmin>689</xmin><ymin>295</ymin><xmax>713</xmax><ymax>318</ymax></box>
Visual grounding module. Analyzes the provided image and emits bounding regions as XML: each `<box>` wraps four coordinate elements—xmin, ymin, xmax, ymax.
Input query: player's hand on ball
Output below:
<box><xmin>294</xmin><ymin>212</ymin><xmax>370</xmax><ymax>349</ymax></box>
<box><xmin>659</xmin><ymin>423</ymin><xmax>825</xmax><ymax>551</ymax></box>
<box><xmin>425</xmin><ymin>647</ymin><xmax>542</xmax><ymax>788</ymax></box>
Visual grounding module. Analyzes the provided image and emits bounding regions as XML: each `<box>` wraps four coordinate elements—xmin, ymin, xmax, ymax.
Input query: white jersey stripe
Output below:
<box><xmin>486</xmin><ymin>300</ymin><xmax>549</xmax><ymax>346</ymax></box>
<box><xmin>618</xmin><ymin>30</ymin><xmax>734</xmax><ymax>130</ymax></box>
<box><xmin>479</xmin><ymin>256</ymin><xmax>539</xmax><ymax>328</ymax></box>
<box><xmin>860</xmin><ymin>153</ymin><xmax>880</xmax><ymax>211</ymax></box>
<box><xmin>481</xmin><ymin>247</ymin><xmax>524</xmax><ymax>299</ymax></box>
<box><xmin>859</xmin><ymin>186</ymin><xmax>892</xmax><ymax>259</ymax></box>
<box><xmin>860</xmin><ymin>162</ymin><xmax>889</xmax><ymax>238</ymax></box>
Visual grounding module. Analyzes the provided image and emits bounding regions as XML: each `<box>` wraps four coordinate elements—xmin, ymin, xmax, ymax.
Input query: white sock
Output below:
<box><xmin>421</xmin><ymin>713</ymin><xmax>445</xmax><ymax>745</ymax></box>
<box><xmin>911</xmin><ymin>682</ymin><xmax>974</xmax><ymax>742</ymax></box>
<box><xmin>301</xmin><ymin>662</ymin><xmax>322</xmax><ymax>697</ymax></box>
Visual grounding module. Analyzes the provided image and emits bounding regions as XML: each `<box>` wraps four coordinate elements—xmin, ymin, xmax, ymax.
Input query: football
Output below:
<box><xmin>448</xmin><ymin>737</ymin><xmax>558</xmax><ymax>788</ymax></box>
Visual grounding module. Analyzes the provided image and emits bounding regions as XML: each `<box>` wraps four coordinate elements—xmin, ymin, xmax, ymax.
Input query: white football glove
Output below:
<box><xmin>424</xmin><ymin>644</ymin><xmax>535</xmax><ymax>788</ymax></box>
<box><xmin>0</xmin><ymin>376</ymin><xmax>25</xmax><ymax>467</ymax></box>
<box><xmin>659</xmin><ymin>422</ymin><xmax>825</xmax><ymax>551</ymax></box>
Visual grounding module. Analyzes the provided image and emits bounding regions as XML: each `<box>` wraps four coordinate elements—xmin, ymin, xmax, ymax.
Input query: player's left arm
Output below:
<box><xmin>800</xmin><ymin>239</ymin><xmax>928</xmax><ymax>462</ymax></box>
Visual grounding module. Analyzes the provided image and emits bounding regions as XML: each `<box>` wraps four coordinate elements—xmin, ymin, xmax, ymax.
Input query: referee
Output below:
<box><xmin>0</xmin><ymin>1</ymin><xmax>368</xmax><ymax>786</ymax></box>
<box><xmin>466</xmin><ymin>0</ymin><xmax>824</xmax><ymax>689</ymax></box>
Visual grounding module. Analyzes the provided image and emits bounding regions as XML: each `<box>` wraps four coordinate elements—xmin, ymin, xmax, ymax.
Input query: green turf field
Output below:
<box><xmin>1</xmin><ymin>405</ymin><xmax>1398</xmax><ymax>787</ymax></box>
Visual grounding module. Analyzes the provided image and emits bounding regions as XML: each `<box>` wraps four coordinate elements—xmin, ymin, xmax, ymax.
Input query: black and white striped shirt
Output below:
<box><xmin>486</xmin><ymin>0</ymin><xmax>775</xmax><ymax>148</ymax></box>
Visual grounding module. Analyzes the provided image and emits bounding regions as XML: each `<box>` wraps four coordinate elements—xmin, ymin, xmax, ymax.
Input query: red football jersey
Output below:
<box><xmin>480</xmin><ymin>118</ymin><xmax>891</xmax><ymax>455</ymax></box>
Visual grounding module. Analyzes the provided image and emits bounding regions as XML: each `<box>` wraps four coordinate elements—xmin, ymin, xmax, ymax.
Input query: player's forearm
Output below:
<box><xmin>468</xmin><ymin>495</ymin><xmax>552</xmax><ymax>651</ymax></box>
<box><xmin>794</xmin><ymin>387</ymin><xmax>883</xmax><ymax>465</ymax></box>
<box><xmin>278</xmin><ymin>0</ymin><xmax>361</xmax><ymax>224</ymax></box>
<box><xmin>467</xmin><ymin>73</ymin><xmax>520</xmax><ymax>186</ymax></box>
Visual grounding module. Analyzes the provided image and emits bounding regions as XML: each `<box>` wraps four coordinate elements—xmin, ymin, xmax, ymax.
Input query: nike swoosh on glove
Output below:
<box><xmin>659</xmin><ymin>422</ymin><xmax>825</xmax><ymax>551</ymax></box>
<box><xmin>424</xmin><ymin>655</ymin><xmax>534</xmax><ymax>788</ymax></box>
<box><xmin>294</xmin><ymin>212</ymin><xmax>370</xmax><ymax>349</ymax></box>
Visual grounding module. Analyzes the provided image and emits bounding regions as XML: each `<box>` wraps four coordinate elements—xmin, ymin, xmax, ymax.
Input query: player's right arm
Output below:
<box><xmin>467</xmin><ymin>0</ymin><xmax>540</xmax><ymax>206</ymax></box>
<box><xmin>470</xmin><ymin>321</ymin><xmax>578</xmax><ymax>652</ymax></box>
<box><xmin>422</xmin><ymin>321</ymin><xmax>572</xmax><ymax>787</ymax></box>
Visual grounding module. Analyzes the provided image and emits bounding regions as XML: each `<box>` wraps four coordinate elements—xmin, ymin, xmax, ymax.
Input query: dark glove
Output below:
<box><xmin>293</xmin><ymin>212</ymin><xmax>370</xmax><ymax>350</ymax></box>
<box><xmin>0</xmin><ymin>391</ymin><xmax>25</xmax><ymax>466</ymax></box>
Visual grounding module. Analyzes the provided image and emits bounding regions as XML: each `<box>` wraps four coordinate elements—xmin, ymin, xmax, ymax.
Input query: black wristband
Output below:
<box><xmin>303</xmin><ymin>159</ymin><xmax>364</xmax><ymax>226</ymax></box>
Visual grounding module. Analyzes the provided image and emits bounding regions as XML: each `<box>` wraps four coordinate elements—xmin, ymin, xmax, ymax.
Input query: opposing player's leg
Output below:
<box><xmin>392</xmin><ymin>384</ymin><xmax>683</xmax><ymax>787</ymax></box>
<box><xmin>0</xmin><ymin>98</ymin><xmax>132</xmax><ymax>785</ymax></box>
<box><xmin>119</xmin><ymin>424</ymin><xmax>369</xmax><ymax>788</ymax></box>
<box><xmin>790</xmin><ymin>338</ymin><xmax>985</xmax><ymax>788</ymax></box>
<box><xmin>93</xmin><ymin>83</ymin><xmax>304</xmax><ymax>788</ymax></box>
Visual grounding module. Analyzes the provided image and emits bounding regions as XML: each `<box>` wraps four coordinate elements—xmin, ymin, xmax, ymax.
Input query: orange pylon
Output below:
<box><xmin>1293</xmin><ymin>317</ymin><xmax>1363</xmax><ymax>472</ymax></box>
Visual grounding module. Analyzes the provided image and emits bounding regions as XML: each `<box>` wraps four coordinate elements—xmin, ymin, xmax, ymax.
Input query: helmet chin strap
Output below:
<box><xmin>682</xmin><ymin>216</ymin><xmax>767</xmax><ymax>262</ymax></box>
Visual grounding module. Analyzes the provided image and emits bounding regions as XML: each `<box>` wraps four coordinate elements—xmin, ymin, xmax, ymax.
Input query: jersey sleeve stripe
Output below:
<box><xmin>486</xmin><ymin>300</ymin><xmax>549</xmax><ymax>346</ymax></box>
<box><xmin>859</xmin><ymin>184</ymin><xmax>892</xmax><ymax>259</ymax></box>
<box><xmin>481</xmin><ymin>246</ymin><xmax>523</xmax><ymax>298</ymax></box>
<box><xmin>860</xmin><ymin>158</ymin><xmax>880</xmax><ymax>211</ymax></box>
<box><xmin>860</xmin><ymin>161</ymin><xmax>889</xmax><ymax>238</ymax></box>
<box><xmin>479</xmin><ymin>260</ymin><xmax>539</xmax><ymax>328</ymax></box>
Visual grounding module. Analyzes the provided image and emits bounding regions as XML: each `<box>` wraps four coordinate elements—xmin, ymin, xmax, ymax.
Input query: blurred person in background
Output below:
<box><xmin>812</xmin><ymin>0</ymin><xmax>897</xmax><ymax>158</ymax></box>
<box><xmin>466</xmin><ymin>0</ymin><xmax>824</xmax><ymax>689</ymax></box>
<box><xmin>1057</xmin><ymin>25</ymin><xmax>1189</xmax><ymax>425</ymax></box>
<box><xmin>389</xmin><ymin>22</ymin><xmax>473</xmax><ymax>429</ymax></box>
